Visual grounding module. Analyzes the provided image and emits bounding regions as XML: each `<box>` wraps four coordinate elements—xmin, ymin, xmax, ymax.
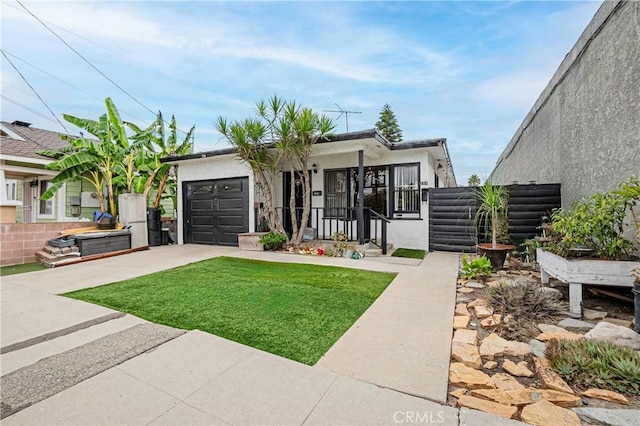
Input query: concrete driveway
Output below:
<box><xmin>1</xmin><ymin>245</ymin><xmax>522</xmax><ymax>425</ymax></box>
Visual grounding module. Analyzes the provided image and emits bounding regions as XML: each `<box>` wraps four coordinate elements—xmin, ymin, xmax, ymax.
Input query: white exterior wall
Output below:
<box><xmin>277</xmin><ymin>148</ymin><xmax>440</xmax><ymax>250</ymax></box>
<box><xmin>173</xmin><ymin>155</ymin><xmax>255</xmax><ymax>244</ymax></box>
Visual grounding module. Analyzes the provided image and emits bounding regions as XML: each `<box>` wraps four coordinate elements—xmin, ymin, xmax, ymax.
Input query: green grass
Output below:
<box><xmin>64</xmin><ymin>256</ymin><xmax>396</xmax><ymax>365</ymax></box>
<box><xmin>0</xmin><ymin>262</ymin><xmax>47</xmax><ymax>276</ymax></box>
<box><xmin>391</xmin><ymin>248</ymin><xmax>426</xmax><ymax>259</ymax></box>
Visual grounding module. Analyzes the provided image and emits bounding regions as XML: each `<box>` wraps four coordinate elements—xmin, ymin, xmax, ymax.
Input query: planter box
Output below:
<box><xmin>536</xmin><ymin>248</ymin><xmax>639</xmax><ymax>315</ymax></box>
<box><xmin>238</xmin><ymin>232</ymin><xmax>267</xmax><ymax>251</ymax></box>
<box><xmin>75</xmin><ymin>230</ymin><xmax>132</xmax><ymax>257</ymax></box>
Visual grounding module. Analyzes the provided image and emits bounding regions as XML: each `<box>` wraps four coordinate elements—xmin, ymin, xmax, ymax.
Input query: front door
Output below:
<box><xmin>22</xmin><ymin>181</ymin><xmax>36</xmax><ymax>223</ymax></box>
<box><xmin>283</xmin><ymin>171</ymin><xmax>312</xmax><ymax>236</ymax></box>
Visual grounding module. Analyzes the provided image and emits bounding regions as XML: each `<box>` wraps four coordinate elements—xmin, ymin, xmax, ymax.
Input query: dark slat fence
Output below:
<box><xmin>428</xmin><ymin>183</ymin><xmax>561</xmax><ymax>253</ymax></box>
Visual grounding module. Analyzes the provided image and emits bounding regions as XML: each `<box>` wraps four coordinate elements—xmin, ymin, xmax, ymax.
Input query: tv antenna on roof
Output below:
<box><xmin>323</xmin><ymin>103</ymin><xmax>362</xmax><ymax>133</ymax></box>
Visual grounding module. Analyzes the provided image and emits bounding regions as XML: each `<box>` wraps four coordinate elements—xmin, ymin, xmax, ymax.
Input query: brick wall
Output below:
<box><xmin>1</xmin><ymin>222</ymin><xmax>88</xmax><ymax>266</ymax></box>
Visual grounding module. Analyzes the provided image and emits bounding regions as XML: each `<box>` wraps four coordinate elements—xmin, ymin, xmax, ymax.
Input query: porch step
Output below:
<box><xmin>365</xmin><ymin>248</ymin><xmax>383</xmax><ymax>257</ymax></box>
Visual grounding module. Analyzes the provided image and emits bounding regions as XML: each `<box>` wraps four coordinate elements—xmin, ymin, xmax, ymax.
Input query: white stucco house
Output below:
<box><xmin>163</xmin><ymin>129</ymin><xmax>456</xmax><ymax>251</ymax></box>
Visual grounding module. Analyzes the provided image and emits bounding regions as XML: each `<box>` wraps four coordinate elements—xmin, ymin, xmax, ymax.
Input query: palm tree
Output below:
<box><xmin>468</xmin><ymin>174</ymin><xmax>481</xmax><ymax>186</ymax></box>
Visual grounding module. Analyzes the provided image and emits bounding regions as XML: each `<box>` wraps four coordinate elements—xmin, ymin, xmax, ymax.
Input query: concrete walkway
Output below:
<box><xmin>317</xmin><ymin>252</ymin><xmax>458</xmax><ymax>402</ymax></box>
<box><xmin>0</xmin><ymin>245</ymin><xmax>520</xmax><ymax>425</ymax></box>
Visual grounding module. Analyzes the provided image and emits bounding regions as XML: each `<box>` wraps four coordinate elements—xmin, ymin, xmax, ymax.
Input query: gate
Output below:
<box><xmin>428</xmin><ymin>183</ymin><xmax>561</xmax><ymax>253</ymax></box>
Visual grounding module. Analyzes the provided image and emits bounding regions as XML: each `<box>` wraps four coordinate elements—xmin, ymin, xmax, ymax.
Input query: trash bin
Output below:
<box><xmin>161</xmin><ymin>228</ymin><xmax>170</xmax><ymax>245</ymax></box>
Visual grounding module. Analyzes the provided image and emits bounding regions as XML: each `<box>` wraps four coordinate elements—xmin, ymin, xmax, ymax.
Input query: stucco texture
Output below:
<box><xmin>490</xmin><ymin>1</ymin><xmax>640</xmax><ymax>207</ymax></box>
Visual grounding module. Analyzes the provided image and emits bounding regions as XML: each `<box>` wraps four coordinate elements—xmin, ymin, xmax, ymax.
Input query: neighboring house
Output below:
<box><xmin>163</xmin><ymin>129</ymin><xmax>456</xmax><ymax>250</ymax></box>
<box><xmin>489</xmin><ymin>0</ymin><xmax>640</xmax><ymax>207</ymax></box>
<box><xmin>0</xmin><ymin>120</ymin><xmax>101</xmax><ymax>222</ymax></box>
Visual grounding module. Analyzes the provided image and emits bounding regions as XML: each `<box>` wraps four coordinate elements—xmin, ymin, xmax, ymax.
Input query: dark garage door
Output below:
<box><xmin>183</xmin><ymin>177</ymin><xmax>249</xmax><ymax>246</ymax></box>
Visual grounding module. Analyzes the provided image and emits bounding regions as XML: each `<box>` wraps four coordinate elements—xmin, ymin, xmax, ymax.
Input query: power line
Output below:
<box><xmin>0</xmin><ymin>49</ymin><xmax>70</xmax><ymax>133</ymax></box>
<box><xmin>7</xmin><ymin>0</ymin><xmax>203</xmax><ymax>151</ymax></box>
<box><xmin>15</xmin><ymin>0</ymin><xmax>157</xmax><ymax>117</ymax></box>
<box><xmin>0</xmin><ymin>94</ymin><xmax>63</xmax><ymax>127</ymax></box>
<box><xmin>1</xmin><ymin>49</ymin><xmax>153</xmax><ymax>126</ymax></box>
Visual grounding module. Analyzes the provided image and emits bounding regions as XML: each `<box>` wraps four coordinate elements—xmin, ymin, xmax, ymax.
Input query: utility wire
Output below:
<box><xmin>1</xmin><ymin>49</ymin><xmax>153</xmax><ymax>126</ymax></box>
<box><xmin>15</xmin><ymin>0</ymin><xmax>158</xmax><ymax>117</ymax></box>
<box><xmin>0</xmin><ymin>49</ymin><xmax>70</xmax><ymax>134</ymax></box>
<box><xmin>8</xmin><ymin>0</ymin><xmax>203</xmax><ymax>151</ymax></box>
<box><xmin>0</xmin><ymin>94</ymin><xmax>63</xmax><ymax>127</ymax></box>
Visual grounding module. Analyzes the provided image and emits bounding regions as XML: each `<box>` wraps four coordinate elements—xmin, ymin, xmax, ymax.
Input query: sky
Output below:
<box><xmin>0</xmin><ymin>0</ymin><xmax>603</xmax><ymax>184</ymax></box>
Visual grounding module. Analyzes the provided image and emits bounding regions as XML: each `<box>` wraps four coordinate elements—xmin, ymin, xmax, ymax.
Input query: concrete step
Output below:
<box><xmin>35</xmin><ymin>250</ymin><xmax>81</xmax><ymax>267</ymax></box>
<box><xmin>364</xmin><ymin>248</ymin><xmax>383</xmax><ymax>257</ymax></box>
<box><xmin>43</xmin><ymin>245</ymin><xmax>79</xmax><ymax>255</ymax></box>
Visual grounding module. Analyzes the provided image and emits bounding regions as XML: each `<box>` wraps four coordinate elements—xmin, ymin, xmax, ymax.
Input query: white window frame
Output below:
<box><xmin>37</xmin><ymin>179</ymin><xmax>55</xmax><ymax>219</ymax></box>
<box><xmin>5</xmin><ymin>179</ymin><xmax>18</xmax><ymax>201</ymax></box>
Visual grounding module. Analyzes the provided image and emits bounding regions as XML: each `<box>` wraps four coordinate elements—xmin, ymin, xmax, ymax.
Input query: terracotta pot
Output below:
<box><xmin>477</xmin><ymin>243</ymin><xmax>515</xmax><ymax>271</ymax></box>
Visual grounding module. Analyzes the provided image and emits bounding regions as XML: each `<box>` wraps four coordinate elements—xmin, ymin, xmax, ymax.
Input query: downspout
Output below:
<box><xmin>357</xmin><ymin>150</ymin><xmax>364</xmax><ymax>244</ymax></box>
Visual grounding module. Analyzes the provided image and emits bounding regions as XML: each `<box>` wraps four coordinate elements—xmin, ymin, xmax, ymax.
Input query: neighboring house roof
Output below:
<box><xmin>0</xmin><ymin>121</ymin><xmax>71</xmax><ymax>161</ymax></box>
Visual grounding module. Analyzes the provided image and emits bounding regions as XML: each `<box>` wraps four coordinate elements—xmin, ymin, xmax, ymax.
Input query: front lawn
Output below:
<box><xmin>65</xmin><ymin>256</ymin><xmax>396</xmax><ymax>365</ymax></box>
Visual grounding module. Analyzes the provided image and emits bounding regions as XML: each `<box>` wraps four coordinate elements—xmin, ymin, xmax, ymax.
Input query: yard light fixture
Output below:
<box><xmin>312</xmin><ymin>163</ymin><xmax>318</xmax><ymax>174</ymax></box>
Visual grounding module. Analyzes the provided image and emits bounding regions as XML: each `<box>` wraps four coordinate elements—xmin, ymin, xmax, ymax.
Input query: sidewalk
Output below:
<box><xmin>1</xmin><ymin>245</ymin><xmax>522</xmax><ymax>425</ymax></box>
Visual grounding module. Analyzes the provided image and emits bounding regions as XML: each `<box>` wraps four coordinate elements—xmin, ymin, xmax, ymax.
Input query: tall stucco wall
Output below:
<box><xmin>490</xmin><ymin>1</ymin><xmax>640</xmax><ymax>208</ymax></box>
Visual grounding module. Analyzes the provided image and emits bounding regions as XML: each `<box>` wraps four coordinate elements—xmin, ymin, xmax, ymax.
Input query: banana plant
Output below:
<box><xmin>128</xmin><ymin>112</ymin><xmax>195</xmax><ymax>208</ymax></box>
<box><xmin>39</xmin><ymin>98</ymin><xmax>132</xmax><ymax>215</ymax></box>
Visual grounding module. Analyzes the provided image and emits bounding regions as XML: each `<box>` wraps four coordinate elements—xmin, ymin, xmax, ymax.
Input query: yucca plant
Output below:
<box><xmin>475</xmin><ymin>181</ymin><xmax>509</xmax><ymax>249</ymax></box>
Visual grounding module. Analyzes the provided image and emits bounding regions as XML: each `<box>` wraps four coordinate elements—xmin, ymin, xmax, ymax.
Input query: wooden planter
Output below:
<box><xmin>238</xmin><ymin>232</ymin><xmax>268</xmax><ymax>251</ymax></box>
<box><xmin>536</xmin><ymin>248</ymin><xmax>639</xmax><ymax>315</ymax></box>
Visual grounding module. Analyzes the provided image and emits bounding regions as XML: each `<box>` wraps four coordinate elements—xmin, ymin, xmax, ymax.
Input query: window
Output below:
<box><xmin>324</xmin><ymin>169</ymin><xmax>348</xmax><ymax>217</ymax></box>
<box><xmin>393</xmin><ymin>164</ymin><xmax>419</xmax><ymax>215</ymax></box>
<box><xmin>5</xmin><ymin>179</ymin><xmax>17</xmax><ymax>200</ymax></box>
<box><xmin>39</xmin><ymin>180</ymin><xmax>54</xmax><ymax>217</ymax></box>
<box><xmin>354</xmin><ymin>166</ymin><xmax>388</xmax><ymax>216</ymax></box>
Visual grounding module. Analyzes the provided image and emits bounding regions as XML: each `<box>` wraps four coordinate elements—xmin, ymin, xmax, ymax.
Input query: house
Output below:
<box><xmin>489</xmin><ymin>0</ymin><xmax>639</xmax><ymax>207</ymax></box>
<box><xmin>163</xmin><ymin>129</ymin><xmax>456</xmax><ymax>251</ymax></box>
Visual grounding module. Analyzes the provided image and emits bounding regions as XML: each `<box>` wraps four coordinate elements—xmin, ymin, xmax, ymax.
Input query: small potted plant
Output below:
<box><xmin>331</xmin><ymin>231</ymin><xmax>349</xmax><ymax>257</ymax></box>
<box><xmin>474</xmin><ymin>182</ymin><xmax>514</xmax><ymax>270</ymax></box>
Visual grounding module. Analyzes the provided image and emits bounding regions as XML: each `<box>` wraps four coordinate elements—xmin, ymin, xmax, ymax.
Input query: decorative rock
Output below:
<box><xmin>536</xmin><ymin>287</ymin><xmax>563</xmax><ymax>299</ymax></box>
<box><xmin>497</xmin><ymin>270</ymin><xmax>508</xmax><ymax>276</ymax></box>
<box><xmin>451</xmin><ymin>342</ymin><xmax>482</xmax><ymax>368</ymax></box>
<box><xmin>485</xmin><ymin>280</ymin><xmax>501</xmax><ymax>287</ymax></box>
<box><xmin>536</xmin><ymin>325</ymin><xmax>583</xmax><ymax>341</ymax></box>
<box><xmin>457</xmin><ymin>278</ymin><xmax>469</xmax><ymax>285</ymax></box>
<box><xmin>457</xmin><ymin>295</ymin><xmax>473</xmax><ymax>304</ymax></box>
<box><xmin>479</xmin><ymin>333</ymin><xmax>532</xmax><ymax>360</ymax></box>
<box><xmin>453</xmin><ymin>329</ymin><xmax>478</xmax><ymax>346</ymax></box>
<box><xmin>585</xmin><ymin>321</ymin><xmax>640</xmax><ymax>350</ymax></box>
<box><xmin>533</xmin><ymin>357</ymin><xmax>574</xmax><ymax>394</ymax></box>
<box><xmin>573</xmin><ymin>408</ymin><xmax>640</xmax><ymax>426</ymax></box>
<box><xmin>449</xmin><ymin>388</ymin><xmax>467</xmax><ymax>399</ymax></box>
<box><xmin>503</xmin><ymin>359</ymin><xmax>534</xmax><ymax>377</ymax></box>
<box><xmin>453</xmin><ymin>315</ymin><xmax>471</xmax><ymax>330</ymax></box>
<box><xmin>581</xmin><ymin>388</ymin><xmax>629</xmax><ymax>405</ymax></box>
<box><xmin>489</xmin><ymin>373</ymin><xmax>526</xmax><ymax>391</ymax></box>
<box><xmin>456</xmin><ymin>395</ymin><xmax>517</xmax><ymax>419</ymax></box>
<box><xmin>528</xmin><ymin>339</ymin><xmax>547</xmax><ymax>358</ymax></box>
<box><xmin>468</xmin><ymin>298</ymin><xmax>487</xmax><ymax>308</ymax></box>
<box><xmin>449</xmin><ymin>362</ymin><xmax>495</xmax><ymax>390</ymax></box>
<box><xmin>455</xmin><ymin>303</ymin><xmax>471</xmax><ymax>317</ymax></box>
<box><xmin>474</xmin><ymin>305</ymin><xmax>494</xmax><ymax>319</ymax></box>
<box><xmin>521</xmin><ymin>400</ymin><xmax>581</xmax><ymax>426</ymax></box>
<box><xmin>481</xmin><ymin>314</ymin><xmax>502</xmax><ymax>328</ymax></box>
<box><xmin>471</xmin><ymin>388</ymin><xmax>534</xmax><ymax>407</ymax></box>
<box><xmin>532</xmin><ymin>389</ymin><xmax>582</xmax><ymax>408</ymax></box>
<box><xmin>483</xmin><ymin>361</ymin><xmax>497</xmax><ymax>370</ymax></box>
<box><xmin>531</xmin><ymin>271</ymin><xmax>541</xmax><ymax>279</ymax></box>
<box><xmin>458</xmin><ymin>288</ymin><xmax>475</xmax><ymax>294</ymax></box>
<box><xmin>600</xmin><ymin>317</ymin><xmax>633</xmax><ymax>328</ymax></box>
<box><xmin>583</xmin><ymin>308</ymin><xmax>607</xmax><ymax>321</ymax></box>
<box><xmin>557</xmin><ymin>318</ymin><xmax>596</xmax><ymax>330</ymax></box>
<box><xmin>466</xmin><ymin>281</ymin><xmax>486</xmax><ymax>289</ymax></box>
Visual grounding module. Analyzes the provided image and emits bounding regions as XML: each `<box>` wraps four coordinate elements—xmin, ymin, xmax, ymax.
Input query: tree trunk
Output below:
<box><xmin>289</xmin><ymin>164</ymin><xmax>300</xmax><ymax>245</ymax></box>
<box><xmin>154</xmin><ymin>172</ymin><xmax>170</xmax><ymax>208</ymax></box>
<box><xmin>256</xmin><ymin>169</ymin><xmax>285</xmax><ymax>235</ymax></box>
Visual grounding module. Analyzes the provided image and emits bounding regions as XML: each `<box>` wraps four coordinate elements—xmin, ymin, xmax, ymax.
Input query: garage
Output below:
<box><xmin>183</xmin><ymin>177</ymin><xmax>249</xmax><ymax>246</ymax></box>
